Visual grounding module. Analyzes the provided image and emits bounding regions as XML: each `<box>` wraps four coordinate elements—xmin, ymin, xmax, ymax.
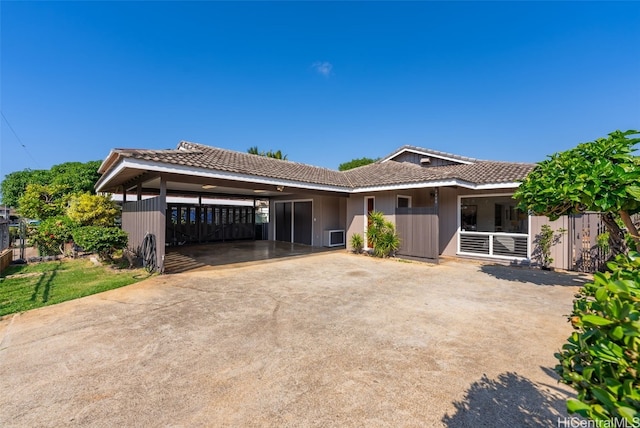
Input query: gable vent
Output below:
<box><xmin>420</xmin><ymin>157</ymin><xmax>431</xmax><ymax>165</ymax></box>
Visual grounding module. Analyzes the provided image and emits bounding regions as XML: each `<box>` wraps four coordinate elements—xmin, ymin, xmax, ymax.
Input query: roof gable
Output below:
<box><xmin>381</xmin><ymin>145</ymin><xmax>478</xmax><ymax>165</ymax></box>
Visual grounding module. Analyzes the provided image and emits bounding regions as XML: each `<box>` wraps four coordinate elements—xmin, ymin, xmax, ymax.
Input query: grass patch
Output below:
<box><xmin>0</xmin><ymin>259</ymin><xmax>150</xmax><ymax>317</ymax></box>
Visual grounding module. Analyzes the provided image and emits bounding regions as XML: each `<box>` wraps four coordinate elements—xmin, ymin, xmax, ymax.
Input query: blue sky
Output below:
<box><xmin>1</xmin><ymin>1</ymin><xmax>639</xmax><ymax>184</ymax></box>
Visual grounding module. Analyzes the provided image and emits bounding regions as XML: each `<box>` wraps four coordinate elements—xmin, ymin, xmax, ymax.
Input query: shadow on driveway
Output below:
<box><xmin>480</xmin><ymin>264</ymin><xmax>590</xmax><ymax>287</ymax></box>
<box><xmin>442</xmin><ymin>371</ymin><xmax>571</xmax><ymax>427</ymax></box>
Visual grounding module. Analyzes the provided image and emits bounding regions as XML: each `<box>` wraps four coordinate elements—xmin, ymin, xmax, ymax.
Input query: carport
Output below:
<box><xmin>164</xmin><ymin>240</ymin><xmax>337</xmax><ymax>273</ymax></box>
<box><xmin>95</xmin><ymin>141</ymin><xmax>350</xmax><ymax>272</ymax></box>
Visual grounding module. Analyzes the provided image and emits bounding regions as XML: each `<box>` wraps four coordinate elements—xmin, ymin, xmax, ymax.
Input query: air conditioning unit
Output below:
<box><xmin>323</xmin><ymin>229</ymin><xmax>345</xmax><ymax>247</ymax></box>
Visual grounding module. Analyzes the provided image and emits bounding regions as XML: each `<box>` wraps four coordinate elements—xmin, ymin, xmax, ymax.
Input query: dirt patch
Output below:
<box><xmin>0</xmin><ymin>252</ymin><xmax>582</xmax><ymax>427</ymax></box>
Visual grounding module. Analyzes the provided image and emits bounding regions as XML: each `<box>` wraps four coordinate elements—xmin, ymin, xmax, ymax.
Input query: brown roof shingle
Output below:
<box><xmin>343</xmin><ymin>159</ymin><xmax>534</xmax><ymax>188</ymax></box>
<box><xmin>115</xmin><ymin>141</ymin><xmax>352</xmax><ymax>188</ymax></box>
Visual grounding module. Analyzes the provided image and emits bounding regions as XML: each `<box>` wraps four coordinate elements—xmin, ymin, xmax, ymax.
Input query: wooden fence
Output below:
<box><xmin>0</xmin><ymin>221</ymin><xmax>9</xmax><ymax>252</ymax></box>
<box><xmin>0</xmin><ymin>249</ymin><xmax>12</xmax><ymax>273</ymax></box>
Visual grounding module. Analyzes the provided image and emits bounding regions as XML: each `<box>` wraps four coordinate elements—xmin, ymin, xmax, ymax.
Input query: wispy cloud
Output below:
<box><xmin>311</xmin><ymin>61</ymin><xmax>333</xmax><ymax>77</ymax></box>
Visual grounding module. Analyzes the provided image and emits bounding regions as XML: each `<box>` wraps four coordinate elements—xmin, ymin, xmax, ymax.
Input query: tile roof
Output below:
<box><xmin>451</xmin><ymin>161</ymin><xmax>536</xmax><ymax>185</ymax></box>
<box><xmin>343</xmin><ymin>160</ymin><xmax>535</xmax><ymax>188</ymax></box>
<box><xmin>114</xmin><ymin>141</ymin><xmax>352</xmax><ymax>188</ymax></box>
<box><xmin>105</xmin><ymin>141</ymin><xmax>535</xmax><ymax>190</ymax></box>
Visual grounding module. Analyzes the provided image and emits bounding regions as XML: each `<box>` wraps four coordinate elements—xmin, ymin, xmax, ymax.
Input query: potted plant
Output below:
<box><xmin>350</xmin><ymin>233</ymin><xmax>364</xmax><ymax>254</ymax></box>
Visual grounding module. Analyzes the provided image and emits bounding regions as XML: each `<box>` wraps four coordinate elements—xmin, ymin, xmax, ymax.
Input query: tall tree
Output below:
<box><xmin>50</xmin><ymin>161</ymin><xmax>102</xmax><ymax>194</ymax></box>
<box><xmin>247</xmin><ymin>147</ymin><xmax>288</xmax><ymax>160</ymax></box>
<box><xmin>0</xmin><ymin>169</ymin><xmax>49</xmax><ymax>207</ymax></box>
<box><xmin>514</xmin><ymin>130</ymin><xmax>640</xmax><ymax>253</ymax></box>
<box><xmin>338</xmin><ymin>157</ymin><xmax>378</xmax><ymax>171</ymax></box>
<box><xmin>1</xmin><ymin>160</ymin><xmax>101</xmax><ymax>207</ymax></box>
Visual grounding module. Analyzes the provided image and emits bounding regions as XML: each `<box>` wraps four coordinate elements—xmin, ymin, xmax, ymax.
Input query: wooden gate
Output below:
<box><xmin>569</xmin><ymin>213</ymin><xmax>607</xmax><ymax>273</ymax></box>
<box><xmin>395</xmin><ymin>207</ymin><xmax>439</xmax><ymax>262</ymax></box>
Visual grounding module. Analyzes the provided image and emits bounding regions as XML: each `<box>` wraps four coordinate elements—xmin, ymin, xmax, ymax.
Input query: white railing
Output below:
<box><xmin>459</xmin><ymin>231</ymin><xmax>529</xmax><ymax>259</ymax></box>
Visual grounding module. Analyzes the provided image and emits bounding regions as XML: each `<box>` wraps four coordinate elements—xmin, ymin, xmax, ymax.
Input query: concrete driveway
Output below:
<box><xmin>0</xmin><ymin>252</ymin><xmax>587</xmax><ymax>427</ymax></box>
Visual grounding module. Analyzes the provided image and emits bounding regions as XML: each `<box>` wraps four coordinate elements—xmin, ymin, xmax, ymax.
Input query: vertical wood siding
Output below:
<box><xmin>395</xmin><ymin>207</ymin><xmax>439</xmax><ymax>262</ymax></box>
<box><xmin>122</xmin><ymin>196</ymin><xmax>166</xmax><ymax>272</ymax></box>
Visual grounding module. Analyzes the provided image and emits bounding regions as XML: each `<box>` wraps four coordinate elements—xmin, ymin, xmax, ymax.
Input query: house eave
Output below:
<box><xmin>350</xmin><ymin>180</ymin><xmax>521</xmax><ymax>193</ymax></box>
<box><xmin>96</xmin><ymin>158</ymin><xmax>352</xmax><ymax>194</ymax></box>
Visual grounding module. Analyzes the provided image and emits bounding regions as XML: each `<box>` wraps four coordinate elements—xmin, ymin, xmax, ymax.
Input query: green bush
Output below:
<box><xmin>555</xmin><ymin>251</ymin><xmax>640</xmax><ymax>424</ymax></box>
<box><xmin>366</xmin><ymin>211</ymin><xmax>400</xmax><ymax>258</ymax></box>
<box><xmin>350</xmin><ymin>233</ymin><xmax>364</xmax><ymax>254</ymax></box>
<box><xmin>30</xmin><ymin>216</ymin><xmax>77</xmax><ymax>256</ymax></box>
<box><xmin>73</xmin><ymin>226</ymin><xmax>128</xmax><ymax>260</ymax></box>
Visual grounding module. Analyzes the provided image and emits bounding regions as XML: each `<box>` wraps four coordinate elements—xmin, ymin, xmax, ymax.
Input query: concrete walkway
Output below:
<box><xmin>0</xmin><ymin>252</ymin><xmax>588</xmax><ymax>427</ymax></box>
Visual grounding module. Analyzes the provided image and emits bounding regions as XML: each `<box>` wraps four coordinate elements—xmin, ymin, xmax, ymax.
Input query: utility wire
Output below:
<box><xmin>1</xmin><ymin>111</ymin><xmax>42</xmax><ymax>168</ymax></box>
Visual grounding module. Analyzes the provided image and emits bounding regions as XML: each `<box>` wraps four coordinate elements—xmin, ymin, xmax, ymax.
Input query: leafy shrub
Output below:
<box><xmin>18</xmin><ymin>183</ymin><xmax>70</xmax><ymax>221</ymax></box>
<box><xmin>555</xmin><ymin>251</ymin><xmax>640</xmax><ymax>424</ymax></box>
<box><xmin>67</xmin><ymin>193</ymin><xmax>119</xmax><ymax>226</ymax></box>
<box><xmin>30</xmin><ymin>216</ymin><xmax>77</xmax><ymax>256</ymax></box>
<box><xmin>73</xmin><ymin>226</ymin><xmax>128</xmax><ymax>260</ymax></box>
<box><xmin>350</xmin><ymin>233</ymin><xmax>364</xmax><ymax>254</ymax></box>
<box><xmin>366</xmin><ymin>211</ymin><xmax>400</xmax><ymax>258</ymax></box>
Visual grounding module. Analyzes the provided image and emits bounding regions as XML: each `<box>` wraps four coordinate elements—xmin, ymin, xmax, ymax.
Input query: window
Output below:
<box><xmin>461</xmin><ymin>204</ymin><xmax>477</xmax><ymax>231</ymax></box>
<box><xmin>397</xmin><ymin>195</ymin><xmax>411</xmax><ymax>208</ymax></box>
<box><xmin>460</xmin><ymin>196</ymin><xmax>527</xmax><ymax>234</ymax></box>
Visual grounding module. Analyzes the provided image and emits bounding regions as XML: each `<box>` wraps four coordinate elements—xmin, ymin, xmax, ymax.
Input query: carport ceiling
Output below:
<box><xmin>140</xmin><ymin>177</ymin><xmax>289</xmax><ymax>198</ymax></box>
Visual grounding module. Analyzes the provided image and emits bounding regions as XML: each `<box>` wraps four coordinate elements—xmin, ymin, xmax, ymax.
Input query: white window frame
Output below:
<box><xmin>396</xmin><ymin>195</ymin><xmax>412</xmax><ymax>208</ymax></box>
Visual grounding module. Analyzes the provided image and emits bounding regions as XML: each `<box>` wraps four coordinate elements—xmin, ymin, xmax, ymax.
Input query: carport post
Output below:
<box><xmin>137</xmin><ymin>183</ymin><xmax>142</xmax><ymax>201</ymax></box>
<box><xmin>159</xmin><ymin>177</ymin><xmax>166</xmax><ymax>201</ymax></box>
<box><xmin>158</xmin><ymin>177</ymin><xmax>167</xmax><ymax>273</ymax></box>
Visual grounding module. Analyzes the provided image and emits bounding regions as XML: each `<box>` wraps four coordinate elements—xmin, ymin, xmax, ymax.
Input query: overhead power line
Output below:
<box><xmin>1</xmin><ymin>111</ymin><xmax>42</xmax><ymax>169</ymax></box>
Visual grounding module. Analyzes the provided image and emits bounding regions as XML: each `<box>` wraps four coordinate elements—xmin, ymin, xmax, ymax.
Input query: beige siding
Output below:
<box><xmin>269</xmin><ymin>193</ymin><xmax>347</xmax><ymax>247</ymax></box>
<box><xmin>345</xmin><ymin>189</ymin><xmax>436</xmax><ymax>251</ymax></box>
<box><xmin>346</xmin><ymin>195</ymin><xmax>364</xmax><ymax>251</ymax></box>
<box><xmin>530</xmin><ymin>215</ymin><xmax>570</xmax><ymax>270</ymax></box>
<box><xmin>439</xmin><ymin>187</ymin><xmax>459</xmax><ymax>256</ymax></box>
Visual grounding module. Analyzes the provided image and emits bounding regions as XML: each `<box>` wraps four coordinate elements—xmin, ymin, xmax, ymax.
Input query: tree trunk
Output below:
<box><xmin>619</xmin><ymin>210</ymin><xmax>640</xmax><ymax>252</ymax></box>
<box><xmin>601</xmin><ymin>213</ymin><xmax>627</xmax><ymax>256</ymax></box>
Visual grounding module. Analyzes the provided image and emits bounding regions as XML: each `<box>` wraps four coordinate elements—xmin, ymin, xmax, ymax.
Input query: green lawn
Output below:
<box><xmin>0</xmin><ymin>259</ymin><xmax>150</xmax><ymax>317</ymax></box>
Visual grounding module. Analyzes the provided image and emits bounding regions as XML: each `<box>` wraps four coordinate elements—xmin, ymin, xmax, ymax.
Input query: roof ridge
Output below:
<box><xmin>178</xmin><ymin>140</ymin><xmax>344</xmax><ymax>173</ymax></box>
<box><xmin>475</xmin><ymin>159</ymin><xmax>536</xmax><ymax>166</ymax></box>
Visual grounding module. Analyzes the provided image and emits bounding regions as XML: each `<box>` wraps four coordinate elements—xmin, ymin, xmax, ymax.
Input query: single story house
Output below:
<box><xmin>95</xmin><ymin>141</ymin><xmax>590</xmax><ymax>271</ymax></box>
